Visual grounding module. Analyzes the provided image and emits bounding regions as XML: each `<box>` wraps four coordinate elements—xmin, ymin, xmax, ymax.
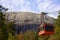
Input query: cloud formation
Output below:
<box><xmin>36</xmin><ymin>0</ymin><xmax>60</xmax><ymax>12</ymax></box>
<box><xmin>0</xmin><ymin>0</ymin><xmax>60</xmax><ymax>18</ymax></box>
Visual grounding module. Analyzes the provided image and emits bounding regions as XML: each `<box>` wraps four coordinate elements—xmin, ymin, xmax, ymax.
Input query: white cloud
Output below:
<box><xmin>36</xmin><ymin>0</ymin><xmax>60</xmax><ymax>18</ymax></box>
<box><xmin>1</xmin><ymin>0</ymin><xmax>30</xmax><ymax>12</ymax></box>
<box><xmin>36</xmin><ymin>0</ymin><xmax>52</xmax><ymax>12</ymax></box>
<box><xmin>0</xmin><ymin>0</ymin><xmax>60</xmax><ymax>18</ymax></box>
<box><xmin>0</xmin><ymin>0</ymin><xmax>60</xmax><ymax>12</ymax></box>
<box><xmin>10</xmin><ymin>0</ymin><xmax>25</xmax><ymax>5</ymax></box>
<box><xmin>8</xmin><ymin>0</ymin><xmax>32</xmax><ymax>12</ymax></box>
<box><xmin>19</xmin><ymin>1</ymin><xmax>32</xmax><ymax>12</ymax></box>
<box><xmin>36</xmin><ymin>0</ymin><xmax>60</xmax><ymax>12</ymax></box>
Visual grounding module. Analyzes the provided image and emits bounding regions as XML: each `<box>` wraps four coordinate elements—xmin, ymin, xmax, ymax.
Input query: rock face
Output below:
<box><xmin>4</xmin><ymin>12</ymin><xmax>54</xmax><ymax>24</ymax></box>
<box><xmin>3</xmin><ymin>12</ymin><xmax>55</xmax><ymax>33</ymax></box>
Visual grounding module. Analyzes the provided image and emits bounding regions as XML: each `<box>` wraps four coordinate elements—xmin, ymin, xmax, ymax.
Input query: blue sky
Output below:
<box><xmin>0</xmin><ymin>0</ymin><xmax>60</xmax><ymax>18</ymax></box>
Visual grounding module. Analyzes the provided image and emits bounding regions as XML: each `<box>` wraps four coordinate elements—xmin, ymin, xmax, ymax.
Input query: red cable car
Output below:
<box><xmin>38</xmin><ymin>12</ymin><xmax>54</xmax><ymax>35</ymax></box>
<box><xmin>38</xmin><ymin>23</ymin><xmax>54</xmax><ymax>35</ymax></box>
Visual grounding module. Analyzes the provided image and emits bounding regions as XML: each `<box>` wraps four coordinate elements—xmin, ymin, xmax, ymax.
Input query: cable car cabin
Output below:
<box><xmin>38</xmin><ymin>23</ymin><xmax>54</xmax><ymax>35</ymax></box>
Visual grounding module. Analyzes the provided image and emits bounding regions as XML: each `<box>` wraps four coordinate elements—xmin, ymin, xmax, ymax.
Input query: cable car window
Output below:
<box><xmin>45</xmin><ymin>25</ymin><xmax>54</xmax><ymax>31</ymax></box>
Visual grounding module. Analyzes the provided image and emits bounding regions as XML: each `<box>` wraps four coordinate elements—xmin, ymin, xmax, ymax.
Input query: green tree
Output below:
<box><xmin>0</xmin><ymin>12</ymin><xmax>8</xmax><ymax>40</ymax></box>
<box><xmin>6</xmin><ymin>22</ymin><xmax>15</xmax><ymax>40</ymax></box>
<box><xmin>0</xmin><ymin>12</ymin><xmax>15</xmax><ymax>40</ymax></box>
<box><xmin>49</xmin><ymin>11</ymin><xmax>60</xmax><ymax>40</ymax></box>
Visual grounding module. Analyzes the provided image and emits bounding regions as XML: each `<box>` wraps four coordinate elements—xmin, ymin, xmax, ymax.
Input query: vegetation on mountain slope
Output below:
<box><xmin>0</xmin><ymin>11</ymin><xmax>60</xmax><ymax>40</ymax></box>
<box><xmin>0</xmin><ymin>12</ymin><xmax>15</xmax><ymax>40</ymax></box>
